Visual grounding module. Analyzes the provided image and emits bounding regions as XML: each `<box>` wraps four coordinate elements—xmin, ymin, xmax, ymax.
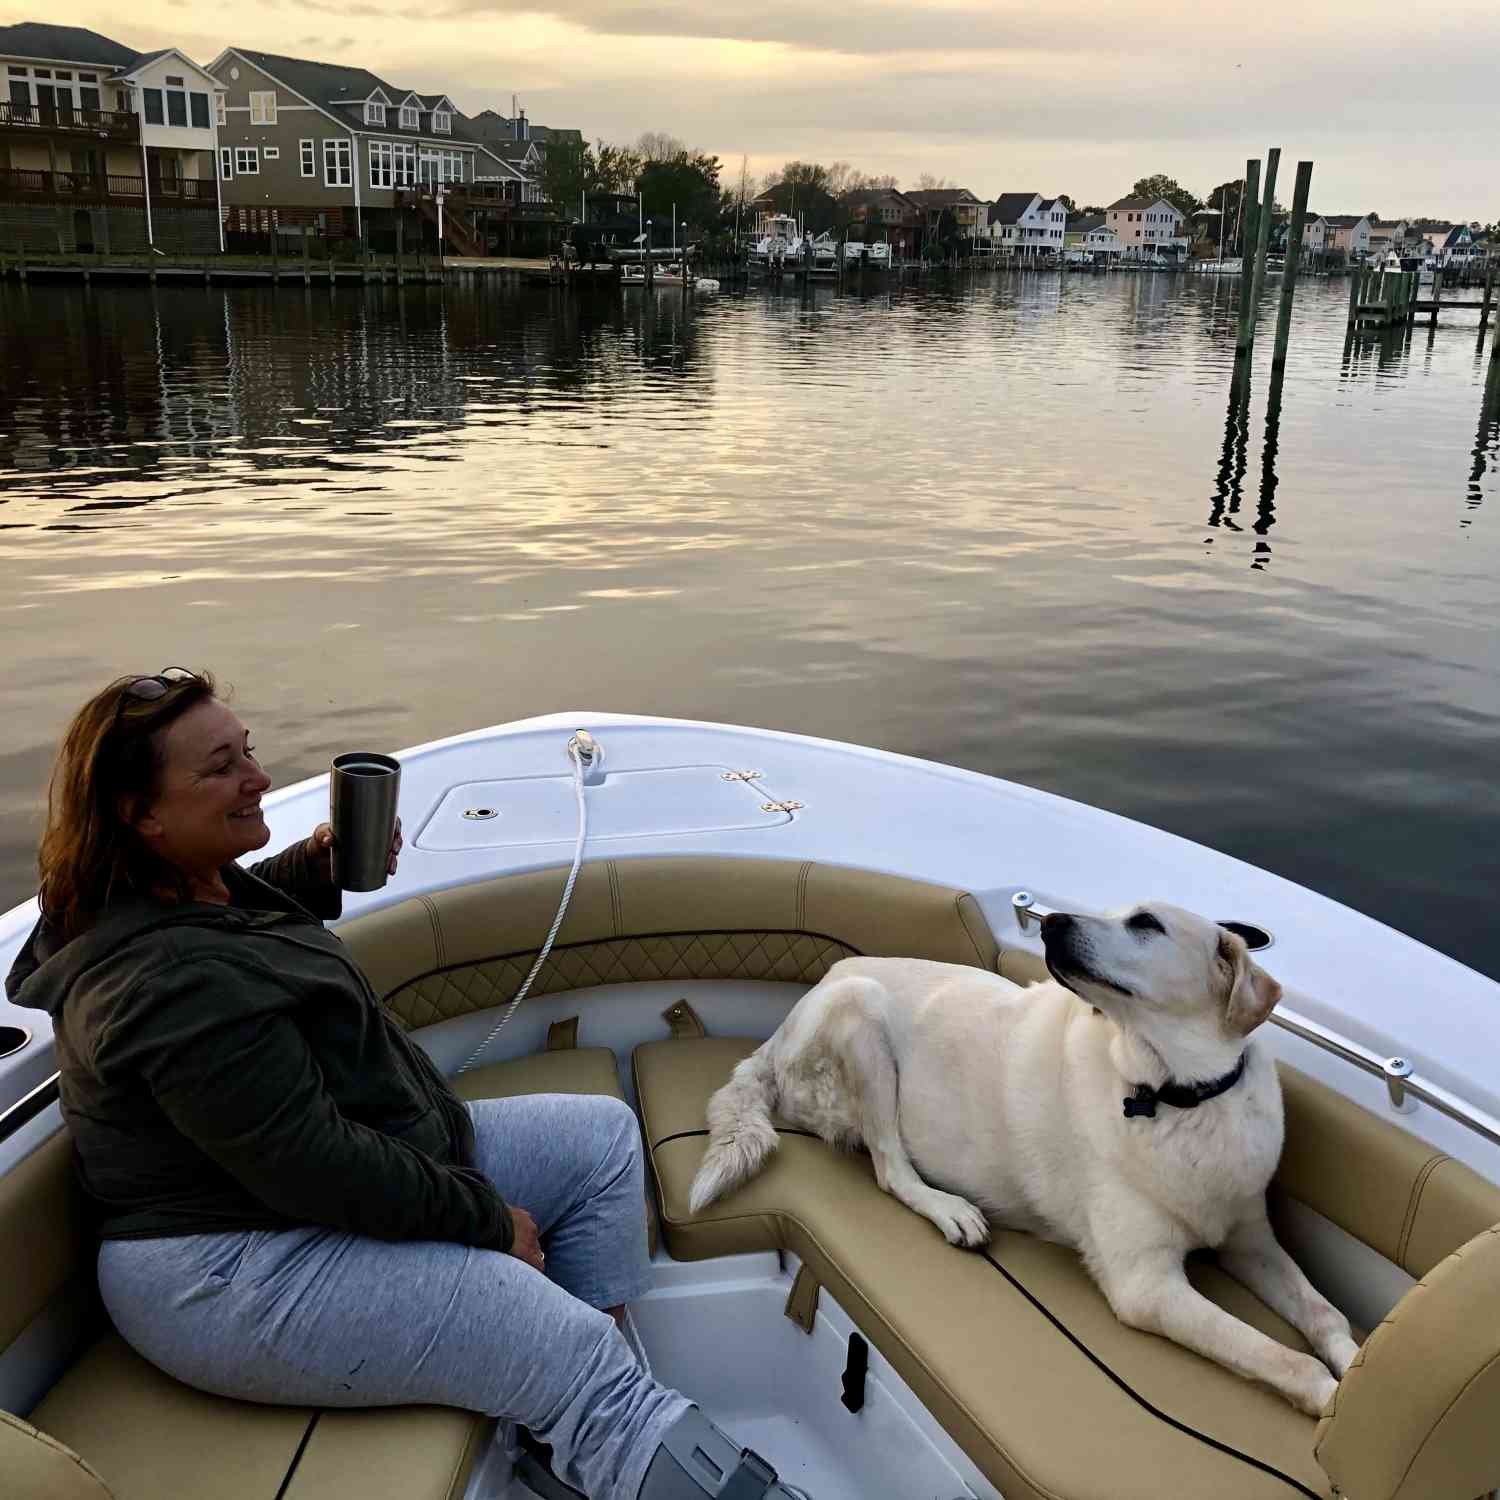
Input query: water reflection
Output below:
<box><xmin>2</xmin><ymin>274</ymin><xmax>1499</xmax><ymax>978</ymax></box>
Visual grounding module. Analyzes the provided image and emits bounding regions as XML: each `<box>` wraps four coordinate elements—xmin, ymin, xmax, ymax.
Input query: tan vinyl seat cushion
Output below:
<box><xmin>18</xmin><ymin>1047</ymin><xmax>628</xmax><ymax>1500</ymax></box>
<box><xmin>635</xmin><ymin>1036</ymin><xmax>1333</xmax><ymax>1500</ymax></box>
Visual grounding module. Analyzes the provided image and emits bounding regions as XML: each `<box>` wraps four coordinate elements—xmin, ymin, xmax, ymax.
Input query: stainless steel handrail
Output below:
<box><xmin>1009</xmin><ymin>890</ymin><xmax>1500</xmax><ymax>1153</ymax></box>
<box><xmin>0</xmin><ymin>1070</ymin><xmax>60</xmax><ymax>1147</ymax></box>
<box><xmin>1269</xmin><ymin>1007</ymin><xmax>1500</xmax><ymax>1150</ymax></box>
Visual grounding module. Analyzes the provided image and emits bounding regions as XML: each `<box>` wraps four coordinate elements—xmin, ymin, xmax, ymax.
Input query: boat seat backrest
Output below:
<box><xmin>337</xmin><ymin>857</ymin><xmax>1001</xmax><ymax>1030</ymax></box>
<box><xmin>0</xmin><ymin>1131</ymin><xmax>89</xmax><ymax>1363</ymax></box>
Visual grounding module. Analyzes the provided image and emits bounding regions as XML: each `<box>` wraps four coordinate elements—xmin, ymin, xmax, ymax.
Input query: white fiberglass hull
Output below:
<box><xmin>6</xmin><ymin>711</ymin><xmax>1497</xmax><ymax>1182</ymax></box>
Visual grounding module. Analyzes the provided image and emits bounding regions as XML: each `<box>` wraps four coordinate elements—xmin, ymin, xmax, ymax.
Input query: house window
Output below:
<box><xmin>80</xmin><ymin>86</ymin><xmax>101</xmax><ymax>112</ymax></box>
<box><xmin>165</xmin><ymin>89</ymin><xmax>186</xmax><ymax>126</ymax></box>
<box><xmin>433</xmin><ymin>110</ymin><xmax>451</xmax><ymax>135</ymax></box>
<box><xmin>220</xmin><ymin>146</ymin><xmax>233</xmax><ymax>179</ymax></box>
<box><xmin>215</xmin><ymin>94</ymin><xmax>226</xmax><ymax>125</ymax></box>
<box><xmin>190</xmin><ymin>92</ymin><xmax>209</xmax><ymax>129</ymax></box>
<box><xmin>369</xmin><ymin>140</ymin><xmax>393</xmax><ymax>189</ymax></box>
<box><xmin>393</xmin><ymin>141</ymin><xmax>415</xmax><ymax>186</ymax></box>
<box><xmin>234</xmin><ymin>146</ymin><xmax>259</xmax><ymax>174</ymax></box>
<box><xmin>143</xmin><ymin>88</ymin><xmax>164</xmax><ymax>125</ymax></box>
<box><xmin>264</xmin><ymin>146</ymin><xmax>279</xmax><ymax>159</ymax></box>
<box><xmin>249</xmin><ymin>90</ymin><xmax>276</xmax><ymax>125</ymax></box>
<box><xmin>324</xmin><ymin>137</ymin><xmax>351</xmax><ymax>187</ymax></box>
<box><xmin>300</xmin><ymin>138</ymin><xmax>315</xmax><ymax>177</ymax></box>
<box><xmin>400</xmin><ymin>103</ymin><xmax>418</xmax><ymax>129</ymax></box>
<box><xmin>364</xmin><ymin>100</ymin><xmax>385</xmax><ymax>126</ymax></box>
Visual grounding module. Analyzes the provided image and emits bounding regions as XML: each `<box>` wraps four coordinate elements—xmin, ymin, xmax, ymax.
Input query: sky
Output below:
<box><xmin>41</xmin><ymin>1</ymin><xmax>1499</xmax><ymax>220</ymax></box>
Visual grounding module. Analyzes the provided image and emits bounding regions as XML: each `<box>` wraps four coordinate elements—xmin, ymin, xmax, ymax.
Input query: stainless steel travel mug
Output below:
<box><xmin>329</xmin><ymin>752</ymin><xmax>402</xmax><ymax>892</ymax></box>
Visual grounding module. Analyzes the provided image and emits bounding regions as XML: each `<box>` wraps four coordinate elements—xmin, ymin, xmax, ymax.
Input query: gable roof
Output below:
<box><xmin>1443</xmin><ymin>224</ymin><xmax>1472</xmax><ymax>247</ymax></box>
<box><xmin>0</xmin><ymin>21</ymin><xmax>137</xmax><ymax>68</ymax></box>
<box><xmin>1107</xmin><ymin>195</ymin><xmax>1182</xmax><ymax>215</ymax></box>
<box><xmin>904</xmin><ymin>188</ymin><xmax>981</xmax><ymax>209</ymax></box>
<box><xmin>989</xmin><ymin>192</ymin><xmax>1041</xmax><ymax>225</ymax></box>
<box><xmin>1324</xmin><ymin>214</ymin><xmax>1369</xmax><ymax>228</ymax></box>
<box><xmin>221</xmin><ymin>47</ymin><xmax>481</xmax><ymax>143</ymax></box>
<box><xmin>1074</xmin><ymin>214</ymin><xmax>1107</xmax><ymax>233</ymax></box>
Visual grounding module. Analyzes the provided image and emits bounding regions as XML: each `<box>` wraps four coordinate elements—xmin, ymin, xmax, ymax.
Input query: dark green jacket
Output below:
<box><xmin>5</xmin><ymin>844</ymin><xmax>513</xmax><ymax>1251</ymax></box>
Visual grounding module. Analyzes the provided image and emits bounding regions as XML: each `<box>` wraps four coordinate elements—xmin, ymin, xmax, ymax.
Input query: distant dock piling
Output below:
<box><xmin>1249</xmin><ymin>148</ymin><xmax>1280</xmax><ymax>323</ymax></box>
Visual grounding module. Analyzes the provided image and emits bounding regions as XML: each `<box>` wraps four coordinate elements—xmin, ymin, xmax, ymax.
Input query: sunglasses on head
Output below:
<box><xmin>119</xmin><ymin>668</ymin><xmax>198</xmax><ymax>707</ymax></box>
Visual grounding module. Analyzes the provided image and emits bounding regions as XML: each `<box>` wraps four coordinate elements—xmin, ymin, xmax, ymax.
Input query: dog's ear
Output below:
<box><xmin>1222</xmin><ymin>935</ymin><xmax>1281</xmax><ymax>1036</ymax></box>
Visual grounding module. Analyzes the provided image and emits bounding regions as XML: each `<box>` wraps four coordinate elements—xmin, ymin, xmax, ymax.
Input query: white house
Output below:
<box><xmin>1105</xmin><ymin>195</ymin><xmax>1186</xmax><ymax>258</ymax></box>
<box><xmin>1064</xmin><ymin>214</ymin><xmax>1120</xmax><ymax>261</ymax></box>
<box><xmin>988</xmin><ymin>192</ymin><xmax>1067</xmax><ymax>258</ymax></box>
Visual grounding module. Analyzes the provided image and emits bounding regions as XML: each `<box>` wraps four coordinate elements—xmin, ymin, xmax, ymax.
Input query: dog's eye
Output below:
<box><xmin>1126</xmin><ymin>910</ymin><xmax>1166</xmax><ymax>936</ymax></box>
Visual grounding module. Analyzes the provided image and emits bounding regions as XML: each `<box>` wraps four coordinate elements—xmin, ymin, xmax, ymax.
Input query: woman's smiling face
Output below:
<box><xmin>129</xmin><ymin>698</ymin><xmax>273</xmax><ymax>885</ymax></box>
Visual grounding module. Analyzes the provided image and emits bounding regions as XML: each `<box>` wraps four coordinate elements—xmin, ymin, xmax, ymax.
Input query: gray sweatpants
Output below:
<box><xmin>97</xmin><ymin>1093</ymin><xmax>692</xmax><ymax>1500</ymax></box>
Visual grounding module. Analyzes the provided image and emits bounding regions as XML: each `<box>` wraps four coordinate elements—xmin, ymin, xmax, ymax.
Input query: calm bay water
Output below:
<box><xmin>1</xmin><ymin>272</ymin><xmax>1497</xmax><ymax>977</ymax></box>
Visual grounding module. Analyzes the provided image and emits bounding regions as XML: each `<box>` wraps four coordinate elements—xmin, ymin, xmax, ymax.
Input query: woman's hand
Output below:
<box><xmin>508</xmin><ymin>1206</ymin><xmax>546</xmax><ymax>1272</ymax></box>
<box><xmin>305</xmin><ymin>817</ymin><xmax>403</xmax><ymax>882</ymax></box>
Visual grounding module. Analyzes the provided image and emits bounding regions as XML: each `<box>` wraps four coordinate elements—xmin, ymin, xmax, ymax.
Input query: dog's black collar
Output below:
<box><xmin>1123</xmin><ymin>1053</ymin><xmax>1247</xmax><ymax>1120</ymax></box>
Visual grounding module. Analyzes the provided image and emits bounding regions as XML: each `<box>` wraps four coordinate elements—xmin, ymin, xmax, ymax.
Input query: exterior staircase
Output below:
<box><xmin>408</xmin><ymin>189</ymin><xmax>483</xmax><ymax>257</ymax></box>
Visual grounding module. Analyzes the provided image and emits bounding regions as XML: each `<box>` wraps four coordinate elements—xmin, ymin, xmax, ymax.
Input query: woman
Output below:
<box><xmin>6</xmin><ymin>669</ymin><xmax>809</xmax><ymax>1500</ymax></box>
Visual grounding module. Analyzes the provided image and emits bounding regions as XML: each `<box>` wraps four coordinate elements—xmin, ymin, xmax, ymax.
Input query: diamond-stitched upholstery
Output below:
<box><xmin>388</xmin><ymin>931</ymin><xmax>857</xmax><ymax>1030</ymax></box>
<box><xmin>336</xmin><ymin>857</ymin><xmax>1002</xmax><ymax>1033</ymax></box>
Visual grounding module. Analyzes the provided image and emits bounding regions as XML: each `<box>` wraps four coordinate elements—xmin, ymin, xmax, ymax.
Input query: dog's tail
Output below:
<box><xmin>688</xmin><ymin>1047</ymin><xmax>780</xmax><ymax>1213</ymax></box>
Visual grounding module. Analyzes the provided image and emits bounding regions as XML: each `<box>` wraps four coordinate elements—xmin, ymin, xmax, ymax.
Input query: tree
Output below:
<box><xmin>593</xmin><ymin>142</ymin><xmax>642</xmax><ymax>196</ymax></box>
<box><xmin>638</xmin><ymin>151</ymin><xmax>723</xmax><ymax>236</ymax></box>
<box><xmin>1131</xmin><ymin>174</ymin><xmax>1201</xmax><ymax>216</ymax></box>
<box><xmin>914</xmin><ymin>172</ymin><xmax>953</xmax><ymax>192</ymax></box>
<box><xmin>540</xmin><ymin>138</ymin><xmax>590</xmax><ymax>216</ymax></box>
<box><xmin>636</xmin><ymin>131</ymin><xmax>688</xmax><ymax>164</ymax></box>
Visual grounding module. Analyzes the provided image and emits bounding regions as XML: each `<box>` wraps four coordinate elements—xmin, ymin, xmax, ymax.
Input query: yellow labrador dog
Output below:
<box><xmin>690</xmin><ymin>903</ymin><xmax>1359</xmax><ymax>1415</ymax></box>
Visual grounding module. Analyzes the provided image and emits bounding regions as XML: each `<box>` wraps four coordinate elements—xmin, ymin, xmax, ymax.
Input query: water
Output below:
<box><xmin>2</xmin><ymin>273</ymin><xmax>1497</xmax><ymax>978</ymax></box>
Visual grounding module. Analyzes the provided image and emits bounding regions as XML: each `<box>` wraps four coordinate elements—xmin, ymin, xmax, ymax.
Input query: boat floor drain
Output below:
<box><xmin>463</xmin><ymin>807</ymin><xmax>498</xmax><ymax>820</ymax></box>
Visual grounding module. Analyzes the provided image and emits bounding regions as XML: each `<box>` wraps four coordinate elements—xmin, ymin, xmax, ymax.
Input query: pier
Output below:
<box><xmin>1349</xmin><ymin>266</ymin><xmax>1496</xmax><ymax>331</ymax></box>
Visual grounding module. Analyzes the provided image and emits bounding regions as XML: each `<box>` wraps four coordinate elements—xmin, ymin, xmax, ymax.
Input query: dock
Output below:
<box><xmin>1349</xmin><ymin>266</ymin><xmax>1496</xmax><ymax>331</ymax></box>
<box><xmin>0</xmin><ymin>249</ymin><xmax>444</xmax><ymax>286</ymax></box>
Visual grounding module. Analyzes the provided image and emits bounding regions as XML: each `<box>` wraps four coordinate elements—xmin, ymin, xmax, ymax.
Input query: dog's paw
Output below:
<box><xmin>922</xmin><ymin>1191</ymin><xmax>991</xmax><ymax>1248</ymax></box>
<box><xmin>1290</xmin><ymin>1363</ymin><xmax>1339</xmax><ymax>1418</ymax></box>
<box><xmin>1321</xmin><ymin>1331</ymin><xmax>1361</xmax><ymax>1380</ymax></box>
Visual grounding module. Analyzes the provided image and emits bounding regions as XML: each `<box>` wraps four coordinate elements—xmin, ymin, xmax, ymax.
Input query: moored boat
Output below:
<box><xmin>4</xmin><ymin>711</ymin><xmax>1500</xmax><ymax>1499</ymax></box>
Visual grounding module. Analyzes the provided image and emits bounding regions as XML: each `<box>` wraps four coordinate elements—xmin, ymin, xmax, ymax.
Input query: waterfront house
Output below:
<box><xmin>1063</xmin><ymin>214</ymin><xmax>1120</xmax><ymax>261</ymax></box>
<box><xmin>988</xmin><ymin>193</ymin><xmax>1066</xmax><ymax>259</ymax></box>
<box><xmin>845</xmin><ymin>187</ymin><xmax>921</xmax><ymax>256</ymax></box>
<box><xmin>1104</xmin><ymin>195</ymin><xmax>1187</xmax><ymax>259</ymax></box>
<box><xmin>1323</xmin><ymin>214</ymin><xmax>1371</xmax><ymax>261</ymax></box>
<box><xmin>466</xmin><ymin>111</ymin><xmax>558</xmax><ymax>205</ymax></box>
<box><xmin>206</xmin><ymin>47</ymin><xmax>538</xmax><ymax>254</ymax></box>
<box><xmin>1437</xmin><ymin>223</ymin><xmax>1479</xmax><ymax>269</ymax></box>
<box><xmin>1</xmin><ymin>21</ymin><xmax>223</xmax><ymax>253</ymax></box>
<box><xmin>904</xmin><ymin>187</ymin><xmax>989</xmax><ymax>246</ymax></box>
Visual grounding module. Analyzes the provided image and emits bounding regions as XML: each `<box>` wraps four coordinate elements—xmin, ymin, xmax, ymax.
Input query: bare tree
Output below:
<box><xmin>913</xmin><ymin>172</ymin><xmax>953</xmax><ymax>192</ymax></box>
<box><xmin>636</xmin><ymin>130</ymin><xmax>688</xmax><ymax>163</ymax></box>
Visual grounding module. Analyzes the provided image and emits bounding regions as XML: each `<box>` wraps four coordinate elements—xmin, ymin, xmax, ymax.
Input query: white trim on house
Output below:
<box><xmin>220</xmin><ymin>145</ymin><xmax>233</xmax><ymax>180</ymax></box>
<box><xmin>398</xmin><ymin>92</ymin><xmax>420</xmax><ymax>129</ymax></box>
<box><xmin>232</xmin><ymin>145</ymin><xmax>259</xmax><ymax>174</ymax></box>
<box><xmin>323</xmin><ymin>136</ymin><xmax>351</xmax><ymax>187</ymax></box>
<box><xmin>248</xmin><ymin>89</ymin><xmax>276</xmax><ymax>125</ymax></box>
<box><xmin>299</xmin><ymin>138</ymin><xmax>315</xmax><ymax>177</ymax></box>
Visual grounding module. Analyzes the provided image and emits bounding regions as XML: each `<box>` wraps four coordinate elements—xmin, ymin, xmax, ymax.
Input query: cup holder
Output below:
<box><xmin>0</xmin><ymin>1025</ymin><xmax>30</xmax><ymax>1059</ymax></box>
<box><xmin>1219</xmin><ymin>921</ymin><xmax>1273</xmax><ymax>952</ymax></box>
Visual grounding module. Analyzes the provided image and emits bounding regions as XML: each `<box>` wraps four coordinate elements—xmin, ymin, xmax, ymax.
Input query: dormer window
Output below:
<box><xmin>365</xmin><ymin>100</ymin><xmax>386</xmax><ymax>125</ymax></box>
<box><xmin>433</xmin><ymin>110</ymin><xmax>451</xmax><ymax>135</ymax></box>
<box><xmin>400</xmin><ymin>102</ymin><xmax>418</xmax><ymax>129</ymax></box>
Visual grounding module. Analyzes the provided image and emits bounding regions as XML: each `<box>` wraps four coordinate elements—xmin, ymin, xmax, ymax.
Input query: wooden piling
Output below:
<box><xmin>271</xmin><ymin>233</ymin><xmax>279</xmax><ymax>286</ymax></box>
<box><xmin>1429</xmin><ymin>268</ymin><xmax>1443</xmax><ymax>328</ymax></box>
<box><xmin>1480</xmin><ymin>266</ymin><xmax>1494</xmax><ymax>335</ymax></box>
<box><xmin>1271</xmin><ymin>160</ymin><xmax>1313</xmax><ymax>368</ymax></box>
<box><xmin>1249</xmin><ymin>148</ymin><xmax>1280</xmax><ymax>330</ymax></box>
<box><xmin>303</xmin><ymin>231</ymin><xmax>312</xmax><ymax>285</ymax></box>
<box><xmin>1347</xmin><ymin>263</ymin><xmax>1362</xmax><ymax>326</ymax></box>
<box><xmin>1235</xmin><ymin>159</ymin><xmax>1262</xmax><ymax>353</ymax></box>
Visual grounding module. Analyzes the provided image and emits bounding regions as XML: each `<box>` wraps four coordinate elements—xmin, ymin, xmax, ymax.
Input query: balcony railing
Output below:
<box><xmin>0</xmin><ymin>101</ymin><xmax>139</xmax><ymax>142</ymax></box>
<box><xmin>0</xmin><ymin>167</ymin><xmax>217</xmax><ymax>207</ymax></box>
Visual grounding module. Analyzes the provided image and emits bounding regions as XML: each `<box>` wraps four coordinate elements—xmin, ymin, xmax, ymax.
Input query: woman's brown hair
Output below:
<box><xmin>38</xmin><ymin>670</ymin><xmax>219</xmax><ymax>942</ymax></box>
